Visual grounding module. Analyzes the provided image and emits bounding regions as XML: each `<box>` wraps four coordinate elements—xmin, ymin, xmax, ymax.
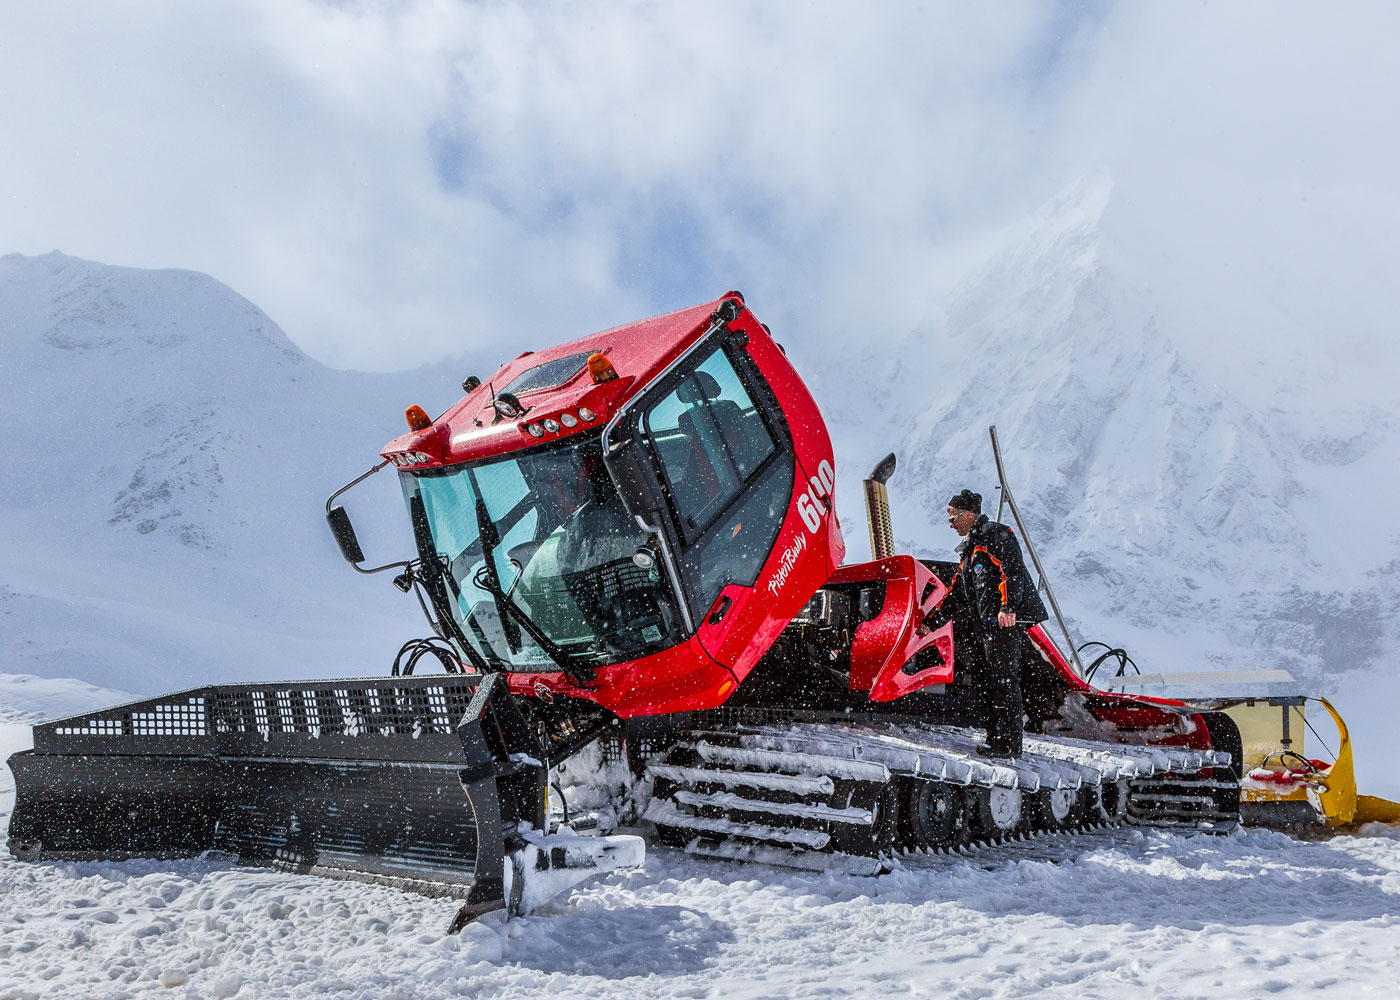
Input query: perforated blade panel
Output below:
<box><xmin>7</xmin><ymin>675</ymin><xmax>534</xmax><ymax>906</ymax></box>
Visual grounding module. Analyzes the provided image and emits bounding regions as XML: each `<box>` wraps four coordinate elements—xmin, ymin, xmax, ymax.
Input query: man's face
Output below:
<box><xmin>947</xmin><ymin>506</ymin><xmax>977</xmax><ymax>536</ymax></box>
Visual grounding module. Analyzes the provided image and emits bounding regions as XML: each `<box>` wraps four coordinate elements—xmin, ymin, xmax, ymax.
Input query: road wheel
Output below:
<box><xmin>1031</xmin><ymin>787</ymin><xmax>1084</xmax><ymax>830</ymax></box>
<box><xmin>831</xmin><ymin>781</ymin><xmax>899</xmax><ymax>856</ymax></box>
<box><xmin>974</xmin><ymin>785</ymin><xmax>1022</xmax><ymax>838</ymax></box>
<box><xmin>902</xmin><ymin>779</ymin><xmax>963</xmax><ymax>850</ymax></box>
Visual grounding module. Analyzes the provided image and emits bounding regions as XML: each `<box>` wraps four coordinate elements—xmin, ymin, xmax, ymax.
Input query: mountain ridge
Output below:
<box><xmin>0</xmin><ymin>251</ymin><xmax>477</xmax><ymax>692</ymax></box>
<box><xmin>808</xmin><ymin>182</ymin><xmax>1397</xmax><ymax>687</ymax></box>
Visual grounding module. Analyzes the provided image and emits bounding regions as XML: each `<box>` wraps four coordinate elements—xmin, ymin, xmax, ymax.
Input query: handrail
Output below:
<box><xmin>988</xmin><ymin>426</ymin><xmax>1087</xmax><ymax>679</ymax></box>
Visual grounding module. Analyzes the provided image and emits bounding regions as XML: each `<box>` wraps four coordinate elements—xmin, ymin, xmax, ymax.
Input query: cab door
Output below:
<box><xmin>604</xmin><ymin>326</ymin><xmax>797</xmax><ymax>664</ymax></box>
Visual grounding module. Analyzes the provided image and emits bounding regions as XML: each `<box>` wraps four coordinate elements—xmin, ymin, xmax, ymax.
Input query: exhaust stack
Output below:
<box><xmin>863</xmin><ymin>453</ymin><xmax>898</xmax><ymax>560</ymax></box>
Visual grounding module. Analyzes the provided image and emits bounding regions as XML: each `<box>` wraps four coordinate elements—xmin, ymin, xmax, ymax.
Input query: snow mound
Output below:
<box><xmin>0</xmin><ymin>674</ymin><xmax>132</xmax><ymax>726</ymax></box>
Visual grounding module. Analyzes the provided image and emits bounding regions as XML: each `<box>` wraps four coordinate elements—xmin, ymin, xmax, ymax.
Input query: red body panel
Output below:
<box><xmin>829</xmin><ymin>557</ymin><xmax>953</xmax><ymax>701</ymax></box>
<box><xmin>386</xmin><ymin>300</ymin><xmax>729</xmax><ymax>467</ymax></box>
<box><xmin>1025</xmin><ymin>627</ymin><xmax>1213</xmax><ymax>751</ymax></box>
<box><xmin>504</xmin><ymin>636</ymin><xmax>739</xmax><ymax>719</ymax></box>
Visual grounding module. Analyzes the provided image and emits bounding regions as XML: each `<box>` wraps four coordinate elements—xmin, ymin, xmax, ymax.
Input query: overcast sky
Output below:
<box><xmin>2</xmin><ymin>1</ymin><xmax>1396</xmax><ymax>388</ymax></box>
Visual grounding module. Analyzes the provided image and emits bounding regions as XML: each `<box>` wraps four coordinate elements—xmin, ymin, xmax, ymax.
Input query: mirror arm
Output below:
<box><xmin>324</xmin><ymin>460</ymin><xmax>414</xmax><ymax>576</ymax></box>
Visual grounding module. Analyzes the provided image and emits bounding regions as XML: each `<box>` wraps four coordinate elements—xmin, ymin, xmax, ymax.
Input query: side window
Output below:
<box><xmin>643</xmin><ymin>350</ymin><xmax>778</xmax><ymax>537</ymax></box>
<box><xmin>642</xmin><ymin>346</ymin><xmax>794</xmax><ymax>620</ymax></box>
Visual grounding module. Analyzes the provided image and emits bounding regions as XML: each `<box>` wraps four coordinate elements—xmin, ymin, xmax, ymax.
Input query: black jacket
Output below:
<box><xmin>952</xmin><ymin>515</ymin><xmax>1048</xmax><ymax>631</ymax></box>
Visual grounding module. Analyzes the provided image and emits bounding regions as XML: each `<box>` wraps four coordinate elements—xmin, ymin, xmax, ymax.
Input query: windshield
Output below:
<box><xmin>401</xmin><ymin>432</ymin><xmax>684</xmax><ymax>671</ymax></box>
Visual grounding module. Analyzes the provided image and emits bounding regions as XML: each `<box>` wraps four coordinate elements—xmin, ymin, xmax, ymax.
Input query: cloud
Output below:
<box><xmin>1079</xmin><ymin>3</ymin><xmax>1400</xmax><ymax>406</ymax></box>
<box><xmin>1</xmin><ymin>0</ymin><xmax>1396</xmax><ymax>399</ymax></box>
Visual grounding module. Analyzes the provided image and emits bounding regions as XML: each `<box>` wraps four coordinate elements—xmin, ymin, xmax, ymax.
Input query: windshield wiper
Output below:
<box><xmin>472</xmin><ymin>495</ymin><xmax>522</xmax><ymax>654</ymax></box>
<box><xmin>469</xmin><ymin>490</ymin><xmax>596</xmax><ymax>687</ymax></box>
<box><xmin>405</xmin><ymin>493</ymin><xmax>493</xmax><ymax>674</ymax></box>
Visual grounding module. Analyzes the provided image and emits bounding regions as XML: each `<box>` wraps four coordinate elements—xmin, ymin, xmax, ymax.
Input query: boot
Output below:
<box><xmin>976</xmin><ymin>743</ymin><xmax>1020</xmax><ymax>759</ymax></box>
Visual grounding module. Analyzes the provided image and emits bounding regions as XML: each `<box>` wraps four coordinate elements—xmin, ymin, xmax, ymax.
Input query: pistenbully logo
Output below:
<box><xmin>767</xmin><ymin>532</ymin><xmax>808</xmax><ymax>595</ymax></box>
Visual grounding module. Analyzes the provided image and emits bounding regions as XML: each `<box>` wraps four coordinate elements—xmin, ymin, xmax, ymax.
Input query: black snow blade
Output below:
<box><xmin>6</xmin><ymin>673</ymin><xmax>551</xmax><ymax>923</ymax></box>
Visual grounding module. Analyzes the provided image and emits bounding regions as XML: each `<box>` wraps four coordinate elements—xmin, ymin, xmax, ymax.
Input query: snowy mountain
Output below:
<box><xmin>2</xmin><ymin>230</ymin><xmax>1394</xmax><ymax>690</ymax></box>
<box><xmin>0</xmin><ymin>251</ymin><xmax>479</xmax><ymax>694</ymax></box>
<box><xmin>2</xmin><ymin>203</ymin><xmax>1397</xmax><ymax>790</ymax></box>
<box><xmin>811</xmin><ymin>181</ymin><xmax>1400</xmax><ymax>691</ymax></box>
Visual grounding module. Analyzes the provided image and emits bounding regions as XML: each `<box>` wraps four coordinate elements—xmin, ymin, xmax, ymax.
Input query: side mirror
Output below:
<box><xmin>327</xmin><ymin>505</ymin><xmax>366</xmax><ymax>564</ymax></box>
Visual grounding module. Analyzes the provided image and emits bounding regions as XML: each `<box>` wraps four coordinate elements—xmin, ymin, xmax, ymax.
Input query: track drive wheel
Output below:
<box><xmin>831</xmin><ymin>782</ymin><xmax>899</xmax><ymax>857</ymax></box>
<box><xmin>973</xmin><ymin>786</ymin><xmax>1023</xmax><ymax>839</ymax></box>
<box><xmin>1091</xmin><ymin>778</ymin><xmax>1130</xmax><ymax>825</ymax></box>
<box><xmin>900</xmin><ymin>779</ymin><xmax>964</xmax><ymax>850</ymax></box>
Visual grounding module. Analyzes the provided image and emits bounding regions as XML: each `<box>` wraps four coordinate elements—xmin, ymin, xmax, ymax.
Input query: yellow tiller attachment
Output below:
<box><xmin>1239</xmin><ymin>697</ymin><xmax>1400</xmax><ymax>829</ymax></box>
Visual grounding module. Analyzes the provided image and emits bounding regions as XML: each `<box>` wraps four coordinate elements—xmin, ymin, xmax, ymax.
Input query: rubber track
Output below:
<box><xmin>643</xmin><ymin>721</ymin><xmax>1238</xmax><ymax>869</ymax></box>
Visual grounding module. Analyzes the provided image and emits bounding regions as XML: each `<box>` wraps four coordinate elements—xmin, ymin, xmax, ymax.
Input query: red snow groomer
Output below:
<box><xmin>7</xmin><ymin>294</ymin><xmax>1240</xmax><ymax>927</ymax></box>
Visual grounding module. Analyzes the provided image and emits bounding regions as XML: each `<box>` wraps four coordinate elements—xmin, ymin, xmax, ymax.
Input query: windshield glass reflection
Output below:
<box><xmin>401</xmin><ymin>433</ymin><xmax>683</xmax><ymax>670</ymax></box>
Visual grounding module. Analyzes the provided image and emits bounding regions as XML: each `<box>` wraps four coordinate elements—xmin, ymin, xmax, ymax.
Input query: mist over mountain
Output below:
<box><xmin>0</xmin><ymin>251</ymin><xmax>481</xmax><ymax>693</ymax></box>
<box><xmin>810</xmin><ymin>181</ymin><xmax>1399</xmax><ymax>691</ymax></box>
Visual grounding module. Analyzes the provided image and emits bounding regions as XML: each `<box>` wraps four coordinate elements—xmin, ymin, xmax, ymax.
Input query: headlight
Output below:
<box><xmin>542</xmin><ymin>418</ymin><xmax>560</xmax><ymax>433</ymax></box>
<box><xmin>559</xmin><ymin>412</ymin><xmax>578</xmax><ymax>428</ymax></box>
<box><xmin>578</xmin><ymin>407</ymin><xmax>596</xmax><ymax>422</ymax></box>
<box><xmin>525</xmin><ymin>423</ymin><xmax>545</xmax><ymax>438</ymax></box>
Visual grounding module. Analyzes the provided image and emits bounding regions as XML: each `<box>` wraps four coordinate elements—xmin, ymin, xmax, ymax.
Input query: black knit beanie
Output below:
<box><xmin>948</xmin><ymin>489</ymin><xmax>982</xmax><ymax>514</ymax></box>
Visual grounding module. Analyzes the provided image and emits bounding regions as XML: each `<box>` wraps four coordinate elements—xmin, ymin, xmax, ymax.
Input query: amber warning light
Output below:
<box><xmin>405</xmin><ymin>405</ymin><xmax>432</xmax><ymax>431</ymax></box>
<box><xmin>588</xmin><ymin>352</ymin><xmax>618</xmax><ymax>383</ymax></box>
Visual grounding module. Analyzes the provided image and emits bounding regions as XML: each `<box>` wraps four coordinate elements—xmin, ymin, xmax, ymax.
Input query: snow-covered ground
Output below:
<box><xmin>3</xmin><ymin>705</ymin><xmax>1400</xmax><ymax>999</ymax></box>
<box><xmin>3</xmin><ymin>679</ymin><xmax>1400</xmax><ymax>999</ymax></box>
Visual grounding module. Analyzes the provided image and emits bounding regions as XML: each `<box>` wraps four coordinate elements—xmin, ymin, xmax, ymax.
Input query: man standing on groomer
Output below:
<box><xmin>944</xmin><ymin>489</ymin><xmax>1048</xmax><ymax>759</ymax></box>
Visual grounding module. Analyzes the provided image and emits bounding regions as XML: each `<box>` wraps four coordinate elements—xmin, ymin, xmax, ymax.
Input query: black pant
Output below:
<box><xmin>978</xmin><ymin>625</ymin><xmax>1027</xmax><ymax>755</ymax></box>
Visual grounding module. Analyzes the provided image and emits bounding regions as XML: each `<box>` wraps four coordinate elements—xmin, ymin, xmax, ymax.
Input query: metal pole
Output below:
<box><xmin>988</xmin><ymin>426</ymin><xmax>1087</xmax><ymax>679</ymax></box>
